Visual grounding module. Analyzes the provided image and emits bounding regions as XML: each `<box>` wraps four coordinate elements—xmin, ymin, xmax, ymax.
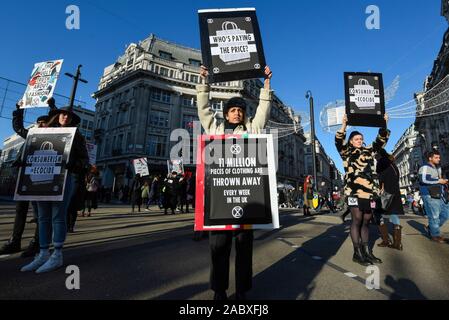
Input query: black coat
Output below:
<box><xmin>377</xmin><ymin>160</ymin><xmax>404</xmax><ymax>215</ymax></box>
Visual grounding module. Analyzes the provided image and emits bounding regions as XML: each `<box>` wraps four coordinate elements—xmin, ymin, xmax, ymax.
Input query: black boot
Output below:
<box><xmin>21</xmin><ymin>238</ymin><xmax>39</xmax><ymax>258</ymax></box>
<box><xmin>0</xmin><ymin>238</ymin><xmax>21</xmax><ymax>255</ymax></box>
<box><xmin>352</xmin><ymin>245</ymin><xmax>371</xmax><ymax>266</ymax></box>
<box><xmin>363</xmin><ymin>243</ymin><xmax>382</xmax><ymax>263</ymax></box>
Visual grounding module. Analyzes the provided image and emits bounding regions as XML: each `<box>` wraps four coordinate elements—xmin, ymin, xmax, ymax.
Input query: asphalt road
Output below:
<box><xmin>0</xmin><ymin>203</ymin><xmax>448</xmax><ymax>300</ymax></box>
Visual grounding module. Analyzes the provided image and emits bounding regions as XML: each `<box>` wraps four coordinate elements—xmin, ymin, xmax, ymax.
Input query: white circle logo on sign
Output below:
<box><xmin>230</xmin><ymin>144</ymin><xmax>241</xmax><ymax>155</ymax></box>
<box><xmin>232</xmin><ymin>206</ymin><xmax>244</xmax><ymax>219</ymax></box>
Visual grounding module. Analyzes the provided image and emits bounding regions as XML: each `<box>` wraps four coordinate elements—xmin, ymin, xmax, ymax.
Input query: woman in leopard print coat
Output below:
<box><xmin>335</xmin><ymin>114</ymin><xmax>390</xmax><ymax>266</ymax></box>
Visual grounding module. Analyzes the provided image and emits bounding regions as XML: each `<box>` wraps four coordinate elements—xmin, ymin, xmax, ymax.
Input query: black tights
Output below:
<box><xmin>350</xmin><ymin>207</ymin><xmax>372</xmax><ymax>246</ymax></box>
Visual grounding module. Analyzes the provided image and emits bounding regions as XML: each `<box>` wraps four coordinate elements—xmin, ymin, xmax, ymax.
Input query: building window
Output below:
<box><xmin>88</xmin><ymin>121</ymin><xmax>94</xmax><ymax>130</ymax></box>
<box><xmin>159</xmin><ymin>51</ymin><xmax>173</xmax><ymax>60</ymax></box>
<box><xmin>182</xmin><ymin>96</ymin><xmax>197</xmax><ymax>107</ymax></box>
<box><xmin>117</xmin><ymin>134</ymin><xmax>124</xmax><ymax>151</ymax></box>
<box><xmin>160</xmin><ymin>67</ymin><xmax>169</xmax><ymax>77</ymax></box>
<box><xmin>211</xmin><ymin>100</ymin><xmax>223</xmax><ymax>111</ymax></box>
<box><xmin>151</xmin><ymin>88</ymin><xmax>171</xmax><ymax>104</ymax></box>
<box><xmin>182</xmin><ymin>114</ymin><xmax>199</xmax><ymax>132</ymax></box>
<box><xmin>82</xmin><ymin>119</ymin><xmax>88</xmax><ymax>128</ymax></box>
<box><xmin>149</xmin><ymin>110</ymin><xmax>169</xmax><ymax>128</ymax></box>
<box><xmin>189</xmin><ymin>59</ymin><xmax>201</xmax><ymax>67</ymax></box>
<box><xmin>148</xmin><ymin>135</ymin><xmax>166</xmax><ymax>157</ymax></box>
<box><xmin>126</xmin><ymin>132</ymin><xmax>133</xmax><ymax>150</ymax></box>
<box><xmin>190</xmin><ymin>75</ymin><xmax>199</xmax><ymax>83</ymax></box>
<box><xmin>104</xmin><ymin>138</ymin><xmax>110</xmax><ymax>156</ymax></box>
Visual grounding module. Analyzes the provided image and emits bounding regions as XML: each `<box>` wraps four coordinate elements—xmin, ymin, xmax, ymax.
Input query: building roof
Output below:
<box><xmin>139</xmin><ymin>34</ymin><xmax>202</xmax><ymax>65</ymax></box>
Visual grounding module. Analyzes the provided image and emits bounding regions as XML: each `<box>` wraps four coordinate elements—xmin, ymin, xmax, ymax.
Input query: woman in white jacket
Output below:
<box><xmin>197</xmin><ymin>65</ymin><xmax>273</xmax><ymax>300</ymax></box>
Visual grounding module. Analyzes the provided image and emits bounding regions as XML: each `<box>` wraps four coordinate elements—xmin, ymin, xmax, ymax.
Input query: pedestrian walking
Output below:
<box><xmin>198</xmin><ymin>64</ymin><xmax>273</xmax><ymax>300</ymax></box>
<box><xmin>374</xmin><ymin>149</ymin><xmax>404</xmax><ymax>250</ymax></box>
<box><xmin>335</xmin><ymin>113</ymin><xmax>390</xmax><ymax>266</ymax></box>
<box><xmin>129</xmin><ymin>174</ymin><xmax>143</xmax><ymax>213</ymax></box>
<box><xmin>418</xmin><ymin>150</ymin><xmax>449</xmax><ymax>243</ymax></box>
<box><xmin>141</xmin><ymin>181</ymin><xmax>150</xmax><ymax>211</ymax></box>
<box><xmin>176</xmin><ymin>174</ymin><xmax>187</xmax><ymax>213</ymax></box>
<box><xmin>303</xmin><ymin>176</ymin><xmax>314</xmax><ymax>216</ymax></box>
<box><xmin>186</xmin><ymin>173</ymin><xmax>196</xmax><ymax>213</ymax></box>
<box><xmin>162</xmin><ymin>172</ymin><xmax>178</xmax><ymax>215</ymax></box>
<box><xmin>82</xmin><ymin>169</ymin><xmax>99</xmax><ymax>217</ymax></box>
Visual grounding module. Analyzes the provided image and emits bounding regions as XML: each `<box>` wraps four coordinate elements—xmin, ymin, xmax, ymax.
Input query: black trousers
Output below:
<box><xmin>209</xmin><ymin>230</ymin><xmax>253</xmax><ymax>293</ymax></box>
<box><xmin>12</xmin><ymin>201</ymin><xmax>39</xmax><ymax>243</ymax></box>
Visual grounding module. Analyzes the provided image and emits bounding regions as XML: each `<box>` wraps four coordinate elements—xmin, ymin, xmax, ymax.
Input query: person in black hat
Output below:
<box><xmin>21</xmin><ymin>105</ymin><xmax>89</xmax><ymax>273</ymax></box>
<box><xmin>0</xmin><ymin>98</ymin><xmax>56</xmax><ymax>257</ymax></box>
<box><xmin>197</xmin><ymin>65</ymin><xmax>273</xmax><ymax>300</ymax></box>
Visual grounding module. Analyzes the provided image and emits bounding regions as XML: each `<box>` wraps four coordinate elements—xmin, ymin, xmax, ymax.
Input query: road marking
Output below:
<box><xmin>344</xmin><ymin>272</ymin><xmax>357</xmax><ymax>278</ymax></box>
<box><xmin>277</xmin><ymin>238</ymin><xmax>398</xmax><ymax>299</ymax></box>
<box><xmin>312</xmin><ymin>256</ymin><xmax>323</xmax><ymax>260</ymax></box>
<box><xmin>292</xmin><ymin>245</ymin><xmax>300</xmax><ymax>248</ymax></box>
<box><xmin>292</xmin><ymin>258</ymin><xmax>297</xmax><ymax>262</ymax></box>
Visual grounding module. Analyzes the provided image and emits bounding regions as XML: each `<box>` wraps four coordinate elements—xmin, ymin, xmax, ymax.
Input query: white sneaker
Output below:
<box><xmin>35</xmin><ymin>251</ymin><xmax>63</xmax><ymax>274</ymax></box>
<box><xmin>21</xmin><ymin>251</ymin><xmax>50</xmax><ymax>272</ymax></box>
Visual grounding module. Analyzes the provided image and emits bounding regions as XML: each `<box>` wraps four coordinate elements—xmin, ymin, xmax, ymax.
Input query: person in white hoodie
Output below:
<box><xmin>197</xmin><ymin>65</ymin><xmax>273</xmax><ymax>300</ymax></box>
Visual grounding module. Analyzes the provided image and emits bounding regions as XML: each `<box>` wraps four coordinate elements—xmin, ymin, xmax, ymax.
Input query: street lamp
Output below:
<box><xmin>306</xmin><ymin>90</ymin><xmax>318</xmax><ymax>192</ymax></box>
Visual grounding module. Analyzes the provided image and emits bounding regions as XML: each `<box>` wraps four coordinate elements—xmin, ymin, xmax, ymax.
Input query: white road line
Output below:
<box><xmin>344</xmin><ymin>272</ymin><xmax>357</xmax><ymax>278</ymax></box>
<box><xmin>292</xmin><ymin>245</ymin><xmax>300</xmax><ymax>248</ymax></box>
<box><xmin>312</xmin><ymin>256</ymin><xmax>322</xmax><ymax>260</ymax></box>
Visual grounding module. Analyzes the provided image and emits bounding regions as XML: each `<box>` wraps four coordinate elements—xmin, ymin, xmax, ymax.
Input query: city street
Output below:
<box><xmin>1</xmin><ymin>202</ymin><xmax>448</xmax><ymax>300</ymax></box>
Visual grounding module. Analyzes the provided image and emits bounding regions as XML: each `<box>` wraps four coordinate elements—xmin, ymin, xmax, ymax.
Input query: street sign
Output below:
<box><xmin>194</xmin><ymin>134</ymin><xmax>279</xmax><ymax>231</ymax></box>
<box><xmin>198</xmin><ymin>8</ymin><xmax>266</xmax><ymax>83</ymax></box>
<box><xmin>344</xmin><ymin>72</ymin><xmax>386</xmax><ymax>127</ymax></box>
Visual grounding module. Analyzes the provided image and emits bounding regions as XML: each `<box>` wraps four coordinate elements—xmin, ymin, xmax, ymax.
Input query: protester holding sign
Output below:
<box><xmin>0</xmin><ymin>99</ymin><xmax>56</xmax><ymax>257</ymax></box>
<box><xmin>21</xmin><ymin>106</ymin><xmax>89</xmax><ymax>273</ymax></box>
<box><xmin>335</xmin><ymin>113</ymin><xmax>389</xmax><ymax>266</ymax></box>
<box><xmin>197</xmin><ymin>64</ymin><xmax>272</xmax><ymax>300</ymax></box>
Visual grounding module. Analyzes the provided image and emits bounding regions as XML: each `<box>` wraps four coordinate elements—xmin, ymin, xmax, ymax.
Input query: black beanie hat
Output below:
<box><xmin>224</xmin><ymin>97</ymin><xmax>246</xmax><ymax>115</ymax></box>
<box><xmin>348</xmin><ymin>131</ymin><xmax>363</xmax><ymax>142</ymax></box>
<box><xmin>36</xmin><ymin>115</ymin><xmax>49</xmax><ymax>123</ymax></box>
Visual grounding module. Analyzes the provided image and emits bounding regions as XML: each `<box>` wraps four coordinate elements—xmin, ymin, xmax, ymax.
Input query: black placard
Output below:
<box><xmin>198</xmin><ymin>8</ymin><xmax>266</xmax><ymax>83</ymax></box>
<box><xmin>203</xmin><ymin>138</ymin><xmax>272</xmax><ymax>225</ymax></box>
<box><xmin>344</xmin><ymin>72</ymin><xmax>386</xmax><ymax>128</ymax></box>
<box><xmin>14</xmin><ymin>128</ymin><xmax>75</xmax><ymax>201</ymax></box>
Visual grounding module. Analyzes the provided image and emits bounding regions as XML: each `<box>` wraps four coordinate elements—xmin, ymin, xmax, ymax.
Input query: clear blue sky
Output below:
<box><xmin>0</xmin><ymin>0</ymin><xmax>446</xmax><ymax>172</ymax></box>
